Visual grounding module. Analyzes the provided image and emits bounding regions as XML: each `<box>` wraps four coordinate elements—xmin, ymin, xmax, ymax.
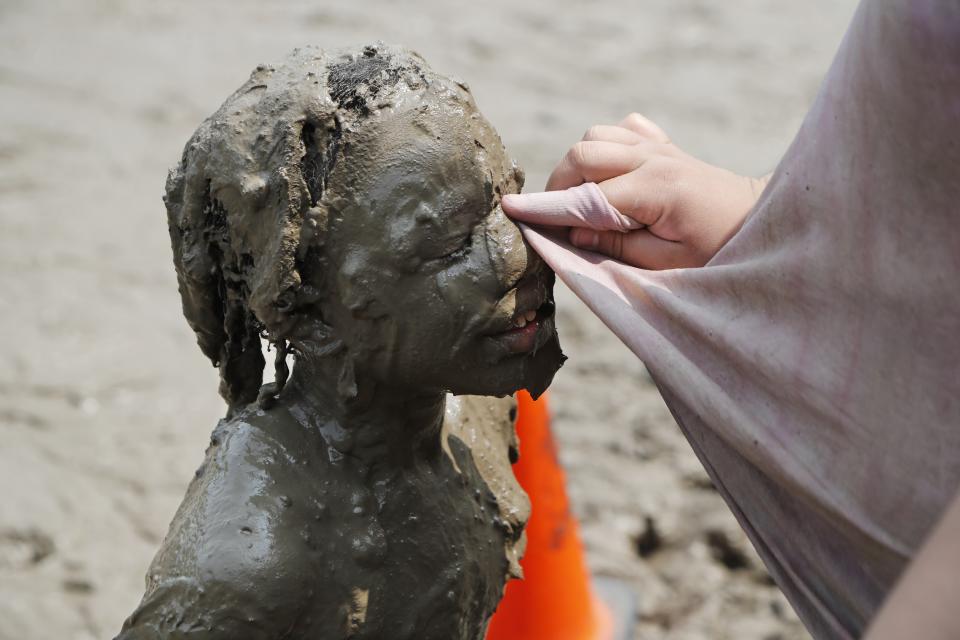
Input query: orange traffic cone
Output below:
<box><xmin>486</xmin><ymin>391</ymin><xmax>633</xmax><ymax>640</ymax></box>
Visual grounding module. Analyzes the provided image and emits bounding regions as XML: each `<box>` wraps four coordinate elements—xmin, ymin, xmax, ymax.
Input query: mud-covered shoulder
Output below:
<box><xmin>443</xmin><ymin>394</ymin><xmax>529</xmax><ymax>579</ymax></box>
<box><xmin>116</xmin><ymin>406</ymin><xmax>323</xmax><ymax>639</ymax></box>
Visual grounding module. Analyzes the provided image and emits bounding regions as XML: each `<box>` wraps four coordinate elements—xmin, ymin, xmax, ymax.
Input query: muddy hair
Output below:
<box><xmin>163</xmin><ymin>44</ymin><xmax>437</xmax><ymax>416</ymax></box>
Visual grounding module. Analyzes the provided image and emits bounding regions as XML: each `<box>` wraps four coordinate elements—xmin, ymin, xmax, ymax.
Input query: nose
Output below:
<box><xmin>484</xmin><ymin>204</ymin><xmax>542</xmax><ymax>289</ymax></box>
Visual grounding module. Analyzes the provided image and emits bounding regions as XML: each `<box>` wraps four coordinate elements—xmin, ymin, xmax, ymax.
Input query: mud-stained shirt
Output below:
<box><xmin>519</xmin><ymin>1</ymin><xmax>960</xmax><ymax>638</ymax></box>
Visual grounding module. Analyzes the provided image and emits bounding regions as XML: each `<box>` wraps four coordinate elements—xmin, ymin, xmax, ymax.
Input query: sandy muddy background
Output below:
<box><xmin>0</xmin><ymin>1</ymin><xmax>858</xmax><ymax>638</ymax></box>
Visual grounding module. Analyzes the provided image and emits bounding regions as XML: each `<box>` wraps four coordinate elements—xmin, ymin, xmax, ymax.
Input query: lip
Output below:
<box><xmin>486</xmin><ymin>302</ymin><xmax>556</xmax><ymax>354</ymax></box>
<box><xmin>483</xmin><ymin>273</ymin><xmax>557</xmax><ymax>354</ymax></box>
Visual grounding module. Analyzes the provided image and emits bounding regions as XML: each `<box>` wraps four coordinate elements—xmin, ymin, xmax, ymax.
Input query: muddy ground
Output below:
<box><xmin>0</xmin><ymin>1</ymin><xmax>857</xmax><ymax>638</ymax></box>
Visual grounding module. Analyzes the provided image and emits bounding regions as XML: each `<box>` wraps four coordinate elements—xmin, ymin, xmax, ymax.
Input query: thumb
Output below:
<box><xmin>502</xmin><ymin>183</ymin><xmax>644</xmax><ymax>232</ymax></box>
<box><xmin>569</xmin><ymin>227</ymin><xmax>696</xmax><ymax>270</ymax></box>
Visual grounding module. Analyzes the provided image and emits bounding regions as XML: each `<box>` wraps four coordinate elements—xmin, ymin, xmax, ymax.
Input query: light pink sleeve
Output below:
<box><xmin>519</xmin><ymin>2</ymin><xmax>960</xmax><ymax>638</ymax></box>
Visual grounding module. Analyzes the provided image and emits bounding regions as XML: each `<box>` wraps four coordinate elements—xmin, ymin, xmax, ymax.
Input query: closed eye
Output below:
<box><xmin>425</xmin><ymin>230</ymin><xmax>474</xmax><ymax>264</ymax></box>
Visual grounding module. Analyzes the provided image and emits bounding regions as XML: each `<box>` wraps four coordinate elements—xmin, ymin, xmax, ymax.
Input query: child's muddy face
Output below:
<box><xmin>321</xmin><ymin>96</ymin><xmax>563</xmax><ymax>396</ymax></box>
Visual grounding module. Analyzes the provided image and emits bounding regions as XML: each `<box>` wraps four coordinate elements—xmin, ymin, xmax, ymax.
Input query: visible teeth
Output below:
<box><xmin>514</xmin><ymin>316</ymin><xmax>527</xmax><ymax>328</ymax></box>
<box><xmin>525</xmin><ymin>310</ymin><xmax>537</xmax><ymax>322</ymax></box>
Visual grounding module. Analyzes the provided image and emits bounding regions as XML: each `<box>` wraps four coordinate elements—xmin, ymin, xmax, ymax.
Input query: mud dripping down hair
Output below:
<box><xmin>164</xmin><ymin>44</ymin><xmax>437</xmax><ymax>415</ymax></box>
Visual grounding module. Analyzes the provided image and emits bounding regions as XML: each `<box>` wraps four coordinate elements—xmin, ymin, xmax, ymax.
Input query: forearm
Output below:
<box><xmin>864</xmin><ymin>489</ymin><xmax>960</xmax><ymax>640</ymax></box>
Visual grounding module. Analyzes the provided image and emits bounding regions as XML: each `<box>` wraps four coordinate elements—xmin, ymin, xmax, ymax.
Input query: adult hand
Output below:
<box><xmin>502</xmin><ymin>113</ymin><xmax>769</xmax><ymax>269</ymax></box>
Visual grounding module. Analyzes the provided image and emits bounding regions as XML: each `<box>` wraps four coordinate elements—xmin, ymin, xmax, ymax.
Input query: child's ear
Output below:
<box><xmin>298</xmin><ymin>203</ymin><xmax>329</xmax><ymax>260</ymax></box>
<box><xmin>272</xmin><ymin>285</ymin><xmax>343</xmax><ymax>360</ymax></box>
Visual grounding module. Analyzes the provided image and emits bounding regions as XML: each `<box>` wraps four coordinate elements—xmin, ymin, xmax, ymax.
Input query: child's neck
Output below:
<box><xmin>284</xmin><ymin>357</ymin><xmax>446</xmax><ymax>470</ymax></box>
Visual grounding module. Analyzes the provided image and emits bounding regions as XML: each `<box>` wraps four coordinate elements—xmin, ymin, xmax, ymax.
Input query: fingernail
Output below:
<box><xmin>571</xmin><ymin>229</ymin><xmax>598</xmax><ymax>249</ymax></box>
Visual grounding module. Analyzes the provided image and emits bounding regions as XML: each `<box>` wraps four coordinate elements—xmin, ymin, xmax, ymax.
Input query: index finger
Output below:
<box><xmin>501</xmin><ymin>183</ymin><xmax>644</xmax><ymax>232</ymax></box>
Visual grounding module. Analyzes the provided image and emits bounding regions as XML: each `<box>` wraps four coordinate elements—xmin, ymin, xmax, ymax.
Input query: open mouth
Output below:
<box><xmin>505</xmin><ymin>298</ymin><xmax>555</xmax><ymax>332</ymax></box>
<box><xmin>486</xmin><ymin>282</ymin><xmax>556</xmax><ymax>354</ymax></box>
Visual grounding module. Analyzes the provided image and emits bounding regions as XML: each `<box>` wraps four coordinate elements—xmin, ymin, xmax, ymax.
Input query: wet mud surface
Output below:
<box><xmin>0</xmin><ymin>1</ymin><xmax>856</xmax><ymax>638</ymax></box>
<box><xmin>116</xmin><ymin>44</ymin><xmax>567</xmax><ymax>639</ymax></box>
